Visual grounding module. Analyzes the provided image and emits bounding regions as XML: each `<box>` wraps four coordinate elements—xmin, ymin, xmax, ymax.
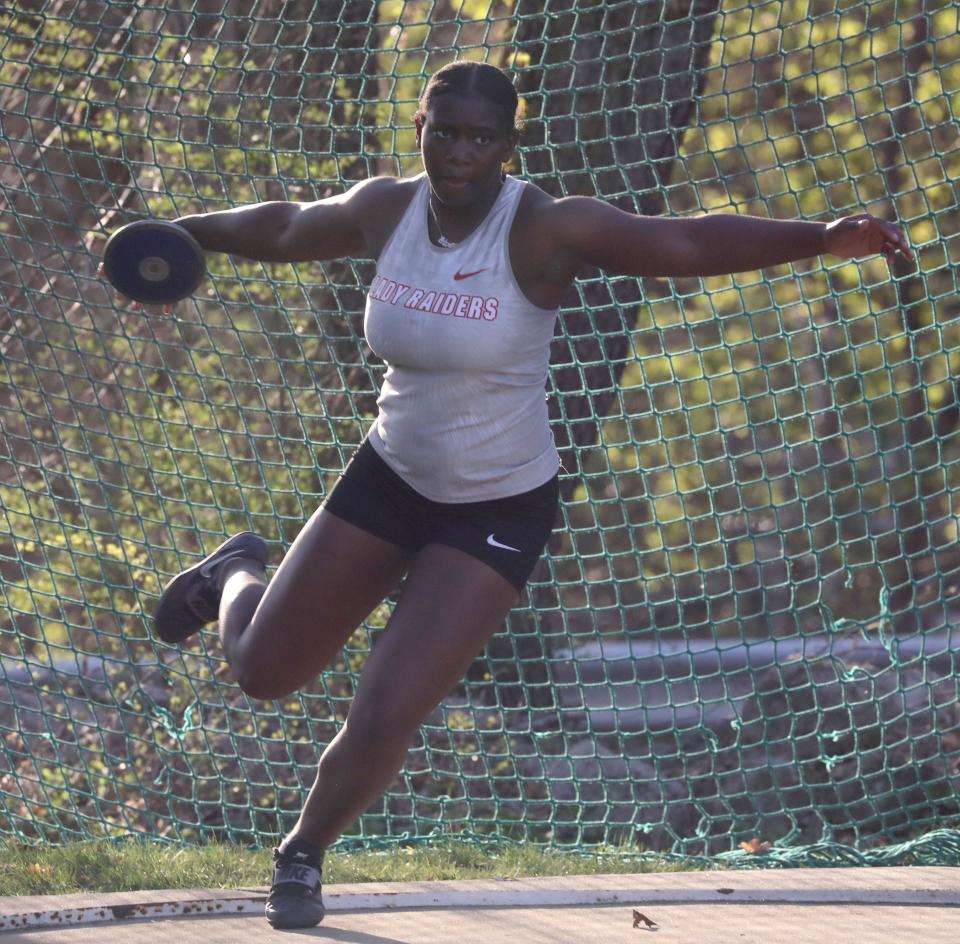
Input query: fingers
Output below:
<box><xmin>881</xmin><ymin>222</ymin><xmax>911</xmax><ymax>262</ymax></box>
<box><xmin>98</xmin><ymin>261</ymin><xmax>131</xmax><ymax>305</ymax></box>
<box><xmin>865</xmin><ymin>215</ymin><xmax>914</xmax><ymax>264</ymax></box>
<box><xmin>825</xmin><ymin>214</ymin><xmax>912</xmax><ymax>267</ymax></box>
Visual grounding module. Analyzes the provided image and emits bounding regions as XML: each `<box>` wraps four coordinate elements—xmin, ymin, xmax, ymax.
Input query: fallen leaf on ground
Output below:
<box><xmin>739</xmin><ymin>837</ymin><xmax>773</xmax><ymax>854</ymax></box>
<box><xmin>633</xmin><ymin>909</ymin><xmax>657</xmax><ymax>928</ymax></box>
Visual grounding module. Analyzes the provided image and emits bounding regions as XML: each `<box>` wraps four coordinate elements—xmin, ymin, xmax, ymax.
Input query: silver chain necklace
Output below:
<box><xmin>428</xmin><ymin>196</ymin><xmax>459</xmax><ymax>249</ymax></box>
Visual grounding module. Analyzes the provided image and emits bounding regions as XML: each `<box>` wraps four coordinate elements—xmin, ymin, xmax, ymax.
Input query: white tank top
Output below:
<box><xmin>364</xmin><ymin>174</ymin><xmax>560</xmax><ymax>502</ymax></box>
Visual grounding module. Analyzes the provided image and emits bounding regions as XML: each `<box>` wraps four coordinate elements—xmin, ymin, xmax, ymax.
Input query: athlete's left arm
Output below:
<box><xmin>548</xmin><ymin>196</ymin><xmax>913</xmax><ymax>278</ymax></box>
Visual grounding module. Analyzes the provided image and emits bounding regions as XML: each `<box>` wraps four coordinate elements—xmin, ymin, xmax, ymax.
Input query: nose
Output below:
<box><xmin>447</xmin><ymin>134</ymin><xmax>474</xmax><ymax>165</ymax></box>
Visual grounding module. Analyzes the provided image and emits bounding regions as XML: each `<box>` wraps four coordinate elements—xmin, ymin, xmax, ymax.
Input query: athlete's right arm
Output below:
<box><xmin>174</xmin><ymin>176</ymin><xmax>393</xmax><ymax>263</ymax></box>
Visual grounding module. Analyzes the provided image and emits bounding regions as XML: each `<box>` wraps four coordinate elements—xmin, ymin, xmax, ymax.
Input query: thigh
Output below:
<box><xmin>232</xmin><ymin>504</ymin><xmax>413</xmax><ymax>695</ymax></box>
<box><xmin>434</xmin><ymin>474</ymin><xmax>559</xmax><ymax>592</ymax></box>
<box><xmin>346</xmin><ymin>544</ymin><xmax>520</xmax><ymax>734</ymax></box>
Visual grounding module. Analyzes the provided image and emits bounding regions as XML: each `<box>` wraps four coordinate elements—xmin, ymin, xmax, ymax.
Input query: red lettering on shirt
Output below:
<box><xmin>374</xmin><ymin>277</ymin><xmax>499</xmax><ymax>322</ymax></box>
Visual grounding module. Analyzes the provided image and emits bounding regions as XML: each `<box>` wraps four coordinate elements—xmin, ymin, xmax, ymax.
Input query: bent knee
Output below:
<box><xmin>233</xmin><ymin>661</ymin><xmax>297</xmax><ymax>701</ymax></box>
<box><xmin>225</xmin><ymin>612</ymin><xmax>346</xmax><ymax>701</ymax></box>
<box><xmin>228</xmin><ymin>628</ymin><xmax>333</xmax><ymax>701</ymax></box>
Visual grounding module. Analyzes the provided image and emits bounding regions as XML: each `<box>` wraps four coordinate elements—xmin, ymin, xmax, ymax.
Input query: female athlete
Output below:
<box><xmin>108</xmin><ymin>61</ymin><xmax>912</xmax><ymax>929</ymax></box>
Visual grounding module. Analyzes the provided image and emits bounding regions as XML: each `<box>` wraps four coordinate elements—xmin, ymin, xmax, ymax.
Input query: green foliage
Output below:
<box><xmin>0</xmin><ymin>837</ymin><xmax>708</xmax><ymax>895</ymax></box>
<box><xmin>575</xmin><ymin>0</ymin><xmax>960</xmax><ymax>632</ymax></box>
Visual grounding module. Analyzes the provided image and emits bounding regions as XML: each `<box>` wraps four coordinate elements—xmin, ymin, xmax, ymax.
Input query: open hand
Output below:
<box><xmin>823</xmin><ymin>214</ymin><xmax>913</xmax><ymax>266</ymax></box>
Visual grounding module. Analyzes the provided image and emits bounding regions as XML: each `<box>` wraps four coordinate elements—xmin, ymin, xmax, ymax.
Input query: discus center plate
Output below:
<box><xmin>138</xmin><ymin>255</ymin><xmax>171</xmax><ymax>282</ymax></box>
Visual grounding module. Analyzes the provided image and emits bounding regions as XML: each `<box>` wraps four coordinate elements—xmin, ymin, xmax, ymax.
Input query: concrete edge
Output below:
<box><xmin>1</xmin><ymin>867</ymin><xmax>958</xmax><ymax>934</ymax></box>
<box><xmin>0</xmin><ymin>896</ymin><xmax>261</xmax><ymax>933</ymax></box>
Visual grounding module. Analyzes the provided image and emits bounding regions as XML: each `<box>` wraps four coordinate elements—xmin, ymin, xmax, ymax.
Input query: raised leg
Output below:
<box><xmin>216</xmin><ymin>504</ymin><xmax>413</xmax><ymax>700</ymax></box>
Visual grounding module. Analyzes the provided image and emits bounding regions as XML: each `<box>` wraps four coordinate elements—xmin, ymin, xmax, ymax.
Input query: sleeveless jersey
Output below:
<box><xmin>364</xmin><ymin>174</ymin><xmax>560</xmax><ymax>502</ymax></box>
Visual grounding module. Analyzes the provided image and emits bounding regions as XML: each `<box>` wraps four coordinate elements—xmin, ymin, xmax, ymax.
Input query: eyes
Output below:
<box><xmin>431</xmin><ymin>126</ymin><xmax>496</xmax><ymax>147</ymax></box>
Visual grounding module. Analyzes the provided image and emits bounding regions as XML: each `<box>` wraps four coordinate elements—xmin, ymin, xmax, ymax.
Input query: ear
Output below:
<box><xmin>414</xmin><ymin>114</ymin><xmax>424</xmax><ymax>147</ymax></box>
<box><xmin>501</xmin><ymin>130</ymin><xmax>519</xmax><ymax>165</ymax></box>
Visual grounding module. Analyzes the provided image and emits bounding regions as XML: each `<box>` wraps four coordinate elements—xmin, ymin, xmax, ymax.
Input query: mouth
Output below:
<box><xmin>440</xmin><ymin>177</ymin><xmax>471</xmax><ymax>194</ymax></box>
<box><xmin>430</xmin><ymin>177</ymin><xmax>474</xmax><ymax>208</ymax></box>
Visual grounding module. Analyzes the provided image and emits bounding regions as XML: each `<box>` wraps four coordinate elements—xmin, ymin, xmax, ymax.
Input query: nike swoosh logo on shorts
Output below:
<box><xmin>486</xmin><ymin>533</ymin><xmax>521</xmax><ymax>553</ymax></box>
<box><xmin>454</xmin><ymin>267</ymin><xmax>488</xmax><ymax>281</ymax></box>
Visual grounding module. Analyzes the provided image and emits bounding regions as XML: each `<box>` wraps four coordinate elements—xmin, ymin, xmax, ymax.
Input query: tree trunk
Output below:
<box><xmin>510</xmin><ymin>0</ymin><xmax>722</xmax><ymax>494</ymax></box>
<box><xmin>872</xmin><ymin>5</ymin><xmax>951</xmax><ymax>629</ymax></box>
<box><xmin>482</xmin><ymin>0</ymin><xmax>723</xmax><ymax>705</ymax></box>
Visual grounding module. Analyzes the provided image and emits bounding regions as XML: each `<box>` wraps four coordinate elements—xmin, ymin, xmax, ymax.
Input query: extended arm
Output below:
<box><xmin>173</xmin><ymin>201</ymin><xmax>357</xmax><ymax>263</ymax></box>
<box><xmin>550</xmin><ymin>197</ymin><xmax>913</xmax><ymax>278</ymax></box>
<box><xmin>172</xmin><ymin>176</ymin><xmax>396</xmax><ymax>263</ymax></box>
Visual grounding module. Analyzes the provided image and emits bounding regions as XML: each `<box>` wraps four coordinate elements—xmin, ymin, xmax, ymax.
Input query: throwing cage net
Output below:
<box><xmin>2</xmin><ymin>0</ymin><xmax>960</xmax><ymax>864</ymax></box>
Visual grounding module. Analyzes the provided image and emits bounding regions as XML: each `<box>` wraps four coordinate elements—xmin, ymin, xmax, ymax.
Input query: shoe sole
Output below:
<box><xmin>265</xmin><ymin>898</ymin><xmax>325</xmax><ymax>929</ymax></box>
<box><xmin>153</xmin><ymin>532</ymin><xmax>267</xmax><ymax>644</ymax></box>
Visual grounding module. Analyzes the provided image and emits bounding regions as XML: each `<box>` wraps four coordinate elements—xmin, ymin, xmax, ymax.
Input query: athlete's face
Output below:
<box><xmin>416</xmin><ymin>92</ymin><xmax>517</xmax><ymax>207</ymax></box>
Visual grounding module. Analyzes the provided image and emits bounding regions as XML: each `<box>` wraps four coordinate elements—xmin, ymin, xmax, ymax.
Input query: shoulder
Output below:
<box><xmin>515</xmin><ymin>184</ymin><xmax>684</xmax><ymax>275</ymax></box>
<box><xmin>525</xmin><ymin>188</ymin><xmax>625</xmax><ymax>233</ymax></box>
<box><xmin>508</xmin><ymin>181</ymin><xmax>687</xmax><ymax>290</ymax></box>
<box><xmin>345</xmin><ymin>175</ymin><xmax>421</xmax><ymax>257</ymax></box>
<box><xmin>507</xmin><ymin>181</ymin><xmax>585</xmax><ymax>305</ymax></box>
<box><xmin>344</xmin><ymin>174</ymin><xmax>419</xmax><ymax>206</ymax></box>
<box><xmin>342</xmin><ymin>175</ymin><xmax>422</xmax><ymax>219</ymax></box>
<box><xmin>512</xmin><ymin>182</ymin><xmax>612</xmax><ymax>253</ymax></box>
<box><xmin>514</xmin><ymin>178</ymin><xmax>559</xmax><ymax>220</ymax></box>
<box><xmin>511</xmin><ymin>182</ymin><xmax>607</xmax><ymax>275</ymax></box>
<box><xmin>512</xmin><ymin>180</ymin><xmax>564</xmax><ymax>251</ymax></box>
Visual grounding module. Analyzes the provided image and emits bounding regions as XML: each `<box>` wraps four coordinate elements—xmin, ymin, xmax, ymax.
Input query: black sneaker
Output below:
<box><xmin>153</xmin><ymin>532</ymin><xmax>268</xmax><ymax>644</ymax></box>
<box><xmin>265</xmin><ymin>840</ymin><xmax>326</xmax><ymax>929</ymax></box>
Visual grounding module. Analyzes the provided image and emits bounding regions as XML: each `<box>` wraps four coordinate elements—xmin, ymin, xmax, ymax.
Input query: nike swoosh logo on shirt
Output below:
<box><xmin>486</xmin><ymin>533</ymin><xmax>521</xmax><ymax>553</ymax></box>
<box><xmin>454</xmin><ymin>268</ymin><xmax>488</xmax><ymax>281</ymax></box>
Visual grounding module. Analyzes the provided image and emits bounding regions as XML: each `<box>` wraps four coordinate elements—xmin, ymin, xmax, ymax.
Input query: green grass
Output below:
<box><xmin>0</xmin><ymin>840</ymin><xmax>716</xmax><ymax>897</ymax></box>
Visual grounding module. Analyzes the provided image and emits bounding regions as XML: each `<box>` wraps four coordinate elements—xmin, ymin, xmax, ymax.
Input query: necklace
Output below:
<box><xmin>428</xmin><ymin>196</ymin><xmax>459</xmax><ymax>249</ymax></box>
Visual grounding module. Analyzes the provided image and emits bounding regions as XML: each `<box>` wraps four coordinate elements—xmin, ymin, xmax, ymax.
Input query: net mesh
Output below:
<box><xmin>2</xmin><ymin>0</ymin><xmax>960</xmax><ymax>863</ymax></box>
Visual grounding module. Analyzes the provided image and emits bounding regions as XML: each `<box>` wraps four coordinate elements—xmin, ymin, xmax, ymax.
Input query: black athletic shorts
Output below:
<box><xmin>322</xmin><ymin>439</ymin><xmax>560</xmax><ymax>592</ymax></box>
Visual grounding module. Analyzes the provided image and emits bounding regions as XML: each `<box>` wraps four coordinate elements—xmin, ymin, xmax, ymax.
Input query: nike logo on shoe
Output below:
<box><xmin>275</xmin><ymin>864</ymin><xmax>318</xmax><ymax>885</ymax></box>
<box><xmin>454</xmin><ymin>268</ymin><xmax>488</xmax><ymax>281</ymax></box>
<box><xmin>486</xmin><ymin>533</ymin><xmax>521</xmax><ymax>553</ymax></box>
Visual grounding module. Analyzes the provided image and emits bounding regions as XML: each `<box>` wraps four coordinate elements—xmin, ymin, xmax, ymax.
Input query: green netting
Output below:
<box><xmin>2</xmin><ymin>0</ymin><xmax>960</xmax><ymax>865</ymax></box>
